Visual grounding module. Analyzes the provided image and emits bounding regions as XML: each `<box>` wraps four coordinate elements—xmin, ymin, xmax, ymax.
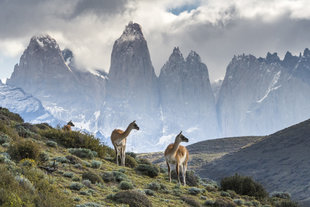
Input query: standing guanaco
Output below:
<box><xmin>63</xmin><ymin>120</ymin><xmax>75</xmax><ymax>131</ymax></box>
<box><xmin>111</xmin><ymin>121</ymin><xmax>139</xmax><ymax>166</ymax></box>
<box><xmin>164</xmin><ymin>131</ymin><xmax>189</xmax><ymax>186</ymax></box>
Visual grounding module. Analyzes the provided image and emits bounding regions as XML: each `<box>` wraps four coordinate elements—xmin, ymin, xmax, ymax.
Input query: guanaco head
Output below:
<box><xmin>67</xmin><ymin>120</ymin><xmax>75</xmax><ymax>127</ymax></box>
<box><xmin>176</xmin><ymin>131</ymin><xmax>189</xmax><ymax>143</ymax></box>
<box><xmin>130</xmin><ymin>120</ymin><xmax>140</xmax><ymax>130</ymax></box>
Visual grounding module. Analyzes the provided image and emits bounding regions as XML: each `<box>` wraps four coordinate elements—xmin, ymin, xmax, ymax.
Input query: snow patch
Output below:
<box><xmin>257</xmin><ymin>71</ymin><xmax>281</xmax><ymax>103</ymax></box>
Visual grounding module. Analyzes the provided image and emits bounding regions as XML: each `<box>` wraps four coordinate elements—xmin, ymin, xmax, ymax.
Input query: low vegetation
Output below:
<box><xmin>0</xmin><ymin>108</ymin><xmax>299</xmax><ymax>207</ymax></box>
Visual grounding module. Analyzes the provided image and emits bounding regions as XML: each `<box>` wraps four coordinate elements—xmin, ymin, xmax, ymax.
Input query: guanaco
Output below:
<box><xmin>63</xmin><ymin>120</ymin><xmax>75</xmax><ymax>131</ymax></box>
<box><xmin>111</xmin><ymin>121</ymin><xmax>139</xmax><ymax>166</ymax></box>
<box><xmin>164</xmin><ymin>131</ymin><xmax>189</xmax><ymax>186</ymax></box>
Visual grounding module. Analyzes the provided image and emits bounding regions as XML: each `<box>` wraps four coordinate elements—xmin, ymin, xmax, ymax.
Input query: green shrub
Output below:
<box><xmin>112</xmin><ymin>190</ymin><xmax>152</xmax><ymax>207</ymax></box>
<box><xmin>113</xmin><ymin>171</ymin><xmax>128</xmax><ymax>182</ymax></box>
<box><xmin>8</xmin><ymin>140</ymin><xmax>40</xmax><ymax>161</ymax></box>
<box><xmin>63</xmin><ymin>172</ymin><xmax>74</xmax><ymax>178</ymax></box>
<box><xmin>119</xmin><ymin>181</ymin><xmax>134</xmax><ymax>190</ymax></box>
<box><xmin>204</xmin><ymin>200</ymin><xmax>215</xmax><ymax>206</ymax></box>
<box><xmin>76</xmin><ymin>202</ymin><xmax>102</xmax><ymax>207</ymax></box>
<box><xmin>220</xmin><ymin>174</ymin><xmax>268</xmax><ymax>199</ymax></box>
<box><xmin>271</xmin><ymin>192</ymin><xmax>291</xmax><ymax>199</ymax></box>
<box><xmin>144</xmin><ymin>189</ymin><xmax>155</xmax><ymax>196</ymax></box>
<box><xmin>53</xmin><ymin>156</ymin><xmax>69</xmax><ymax>163</ymax></box>
<box><xmin>46</xmin><ymin>140</ymin><xmax>57</xmax><ymax>147</ymax></box>
<box><xmin>101</xmin><ymin>172</ymin><xmax>114</xmax><ymax>182</ymax></box>
<box><xmin>40</xmin><ymin>128</ymin><xmax>113</xmax><ymax>158</ymax></box>
<box><xmin>126</xmin><ymin>152</ymin><xmax>137</xmax><ymax>159</ymax></box>
<box><xmin>221</xmin><ymin>191</ymin><xmax>231</xmax><ymax>197</ymax></box>
<box><xmin>91</xmin><ymin>160</ymin><xmax>102</xmax><ymax>169</ymax></box>
<box><xmin>0</xmin><ymin>134</ymin><xmax>11</xmax><ymax>144</ymax></box>
<box><xmin>181</xmin><ymin>196</ymin><xmax>201</xmax><ymax>207</ymax></box>
<box><xmin>213</xmin><ymin>198</ymin><xmax>236</xmax><ymax>207</ymax></box>
<box><xmin>73</xmin><ymin>176</ymin><xmax>80</xmax><ymax>182</ymax></box>
<box><xmin>82</xmin><ymin>180</ymin><xmax>92</xmax><ymax>188</ymax></box>
<box><xmin>82</xmin><ymin>171</ymin><xmax>102</xmax><ymax>184</ymax></box>
<box><xmin>146</xmin><ymin>182</ymin><xmax>161</xmax><ymax>191</ymax></box>
<box><xmin>137</xmin><ymin>158</ymin><xmax>152</xmax><ymax>165</ymax></box>
<box><xmin>69</xmin><ymin>148</ymin><xmax>97</xmax><ymax>159</ymax></box>
<box><xmin>233</xmin><ymin>199</ymin><xmax>244</xmax><ymax>206</ymax></box>
<box><xmin>70</xmin><ymin>182</ymin><xmax>84</xmax><ymax>191</ymax></box>
<box><xmin>15</xmin><ymin>124</ymin><xmax>37</xmax><ymax>138</ymax></box>
<box><xmin>275</xmin><ymin>201</ymin><xmax>299</xmax><ymax>207</ymax></box>
<box><xmin>135</xmin><ymin>164</ymin><xmax>159</xmax><ymax>178</ymax></box>
<box><xmin>125</xmin><ymin>155</ymin><xmax>138</xmax><ymax>168</ymax></box>
<box><xmin>39</xmin><ymin>152</ymin><xmax>49</xmax><ymax>162</ymax></box>
<box><xmin>188</xmin><ymin>187</ymin><xmax>203</xmax><ymax>195</ymax></box>
<box><xmin>65</xmin><ymin>155</ymin><xmax>80</xmax><ymax>164</ymax></box>
<box><xmin>34</xmin><ymin>123</ymin><xmax>52</xmax><ymax>130</ymax></box>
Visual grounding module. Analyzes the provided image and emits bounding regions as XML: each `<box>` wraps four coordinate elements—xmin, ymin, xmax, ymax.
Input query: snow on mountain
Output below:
<box><xmin>217</xmin><ymin>51</ymin><xmax>310</xmax><ymax>137</ymax></box>
<box><xmin>0</xmin><ymin>82</ymin><xmax>59</xmax><ymax>125</ymax></box>
<box><xmin>211</xmin><ymin>79</ymin><xmax>223</xmax><ymax>101</ymax></box>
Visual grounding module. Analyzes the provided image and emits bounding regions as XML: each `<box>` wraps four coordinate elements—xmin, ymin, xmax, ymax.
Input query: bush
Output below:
<box><xmin>144</xmin><ymin>189</ymin><xmax>155</xmax><ymax>196</ymax></box>
<box><xmin>271</xmin><ymin>192</ymin><xmax>291</xmax><ymax>199</ymax></box>
<box><xmin>135</xmin><ymin>164</ymin><xmax>159</xmax><ymax>178</ymax></box>
<box><xmin>146</xmin><ymin>182</ymin><xmax>161</xmax><ymax>191</ymax></box>
<box><xmin>91</xmin><ymin>160</ymin><xmax>102</xmax><ymax>169</ymax></box>
<box><xmin>53</xmin><ymin>156</ymin><xmax>69</xmax><ymax>163</ymax></box>
<box><xmin>275</xmin><ymin>201</ymin><xmax>299</xmax><ymax>207</ymax></box>
<box><xmin>8</xmin><ymin>140</ymin><xmax>40</xmax><ymax>161</ymax></box>
<box><xmin>119</xmin><ymin>181</ymin><xmax>134</xmax><ymax>190</ymax></box>
<box><xmin>82</xmin><ymin>171</ymin><xmax>102</xmax><ymax>184</ymax></box>
<box><xmin>70</xmin><ymin>182</ymin><xmax>84</xmax><ymax>191</ymax></box>
<box><xmin>34</xmin><ymin>123</ymin><xmax>52</xmax><ymax>130</ymax></box>
<box><xmin>69</xmin><ymin>148</ymin><xmax>97</xmax><ymax>159</ymax></box>
<box><xmin>15</xmin><ymin>123</ymin><xmax>38</xmax><ymax>138</ymax></box>
<box><xmin>101</xmin><ymin>172</ymin><xmax>114</xmax><ymax>182</ymax></box>
<box><xmin>39</xmin><ymin>152</ymin><xmax>49</xmax><ymax>162</ymax></box>
<box><xmin>76</xmin><ymin>202</ymin><xmax>102</xmax><ymax>207</ymax></box>
<box><xmin>126</xmin><ymin>152</ymin><xmax>137</xmax><ymax>159</ymax></box>
<box><xmin>113</xmin><ymin>171</ymin><xmax>128</xmax><ymax>182</ymax></box>
<box><xmin>82</xmin><ymin>180</ymin><xmax>92</xmax><ymax>188</ymax></box>
<box><xmin>233</xmin><ymin>199</ymin><xmax>244</xmax><ymax>206</ymax></box>
<box><xmin>220</xmin><ymin>174</ymin><xmax>268</xmax><ymax>199</ymax></box>
<box><xmin>125</xmin><ymin>155</ymin><xmax>138</xmax><ymax>168</ymax></box>
<box><xmin>19</xmin><ymin>158</ymin><xmax>36</xmax><ymax>168</ymax></box>
<box><xmin>0</xmin><ymin>133</ymin><xmax>11</xmax><ymax>144</ymax></box>
<box><xmin>221</xmin><ymin>191</ymin><xmax>231</xmax><ymax>197</ymax></box>
<box><xmin>213</xmin><ymin>198</ymin><xmax>236</xmax><ymax>207</ymax></box>
<box><xmin>137</xmin><ymin>158</ymin><xmax>152</xmax><ymax>165</ymax></box>
<box><xmin>188</xmin><ymin>187</ymin><xmax>203</xmax><ymax>195</ymax></box>
<box><xmin>181</xmin><ymin>196</ymin><xmax>201</xmax><ymax>207</ymax></box>
<box><xmin>0</xmin><ymin>107</ymin><xmax>24</xmax><ymax>123</ymax></box>
<box><xmin>65</xmin><ymin>155</ymin><xmax>80</xmax><ymax>164</ymax></box>
<box><xmin>40</xmin><ymin>128</ymin><xmax>113</xmax><ymax>158</ymax></box>
<box><xmin>112</xmin><ymin>190</ymin><xmax>152</xmax><ymax>207</ymax></box>
<box><xmin>63</xmin><ymin>172</ymin><xmax>74</xmax><ymax>178</ymax></box>
<box><xmin>46</xmin><ymin>140</ymin><xmax>57</xmax><ymax>147</ymax></box>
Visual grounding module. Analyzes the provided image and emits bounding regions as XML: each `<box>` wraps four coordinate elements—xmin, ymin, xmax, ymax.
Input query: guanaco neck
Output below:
<box><xmin>122</xmin><ymin>124</ymin><xmax>133</xmax><ymax>139</ymax></box>
<box><xmin>170</xmin><ymin>138</ymin><xmax>182</xmax><ymax>156</ymax></box>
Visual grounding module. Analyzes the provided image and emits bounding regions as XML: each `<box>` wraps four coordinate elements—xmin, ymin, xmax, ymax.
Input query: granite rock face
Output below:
<box><xmin>159</xmin><ymin>47</ymin><xmax>218</xmax><ymax>145</ymax></box>
<box><xmin>217</xmin><ymin>51</ymin><xmax>310</xmax><ymax>137</ymax></box>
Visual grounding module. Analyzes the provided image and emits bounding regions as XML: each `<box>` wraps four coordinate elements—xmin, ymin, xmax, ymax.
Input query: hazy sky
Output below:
<box><xmin>1</xmin><ymin>0</ymin><xmax>310</xmax><ymax>82</ymax></box>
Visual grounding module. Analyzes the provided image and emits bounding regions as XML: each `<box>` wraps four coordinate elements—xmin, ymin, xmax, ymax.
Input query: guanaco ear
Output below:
<box><xmin>133</xmin><ymin>120</ymin><xmax>136</xmax><ymax>123</ymax></box>
<box><xmin>179</xmin><ymin>131</ymin><xmax>182</xmax><ymax>135</ymax></box>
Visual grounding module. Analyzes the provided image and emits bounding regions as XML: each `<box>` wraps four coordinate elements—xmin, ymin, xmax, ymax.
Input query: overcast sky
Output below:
<box><xmin>1</xmin><ymin>0</ymin><xmax>310</xmax><ymax>83</ymax></box>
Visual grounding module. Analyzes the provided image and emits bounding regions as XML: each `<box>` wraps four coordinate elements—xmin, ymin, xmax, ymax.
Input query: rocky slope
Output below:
<box><xmin>217</xmin><ymin>51</ymin><xmax>310</xmax><ymax>137</ymax></box>
<box><xmin>198</xmin><ymin>118</ymin><xmax>310</xmax><ymax>205</ymax></box>
<box><xmin>0</xmin><ymin>81</ymin><xmax>58</xmax><ymax>125</ymax></box>
<box><xmin>159</xmin><ymin>47</ymin><xmax>218</xmax><ymax>145</ymax></box>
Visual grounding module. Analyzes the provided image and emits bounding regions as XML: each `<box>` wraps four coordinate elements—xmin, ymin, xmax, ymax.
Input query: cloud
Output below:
<box><xmin>0</xmin><ymin>0</ymin><xmax>310</xmax><ymax>80</ymax></box>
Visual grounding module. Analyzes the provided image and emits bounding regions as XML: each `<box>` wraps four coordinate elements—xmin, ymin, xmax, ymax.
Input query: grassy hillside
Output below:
<box><xmin>139</xmin><ymin>136</ymin><xmax>262</xmax><ymax>170</ymax></box>
<box><xmin>0</xmin><ymin>107</ymin><xmax>295</xmax><ymax>207</ymax></box>
<box><xmin>197</xmin><ymin>119</ymin><xmax>310</xmax><ymax>206</ymax></box>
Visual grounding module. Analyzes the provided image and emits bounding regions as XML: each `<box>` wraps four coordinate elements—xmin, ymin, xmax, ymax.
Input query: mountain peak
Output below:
<box><xmin>30</xmin><ymin>34</ymin><xmax>59</xmax><ymax>49</ymax></box>
<box><xmin>168</xmin><ymin>47</ymin><xmax>184</xmax><ymax>62</ymax></box>
<box><xmin>266</xmin><ymin>52</ymin><xmax>280</xmax><ymax>64</ymax></box>
<box><xmin>303</xmin><ymin>48</ymin><xmax>310</xmax><ymax>57</ymax></box>
<box><xmin>118</xmin><ymin>22</ymin><xmax>144</xmax><ymax>43</ymax></box>
<box><xmin>186</xmin><ymin>50</ymin><xmax>201</xmax><ymax>63</ymax></box>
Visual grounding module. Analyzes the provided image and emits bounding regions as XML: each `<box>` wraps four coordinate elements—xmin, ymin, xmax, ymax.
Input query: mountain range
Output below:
<box><xmin>4</xmin><ymin>21</ymin><xmax>310</xmax><ymax>152</ymax></box>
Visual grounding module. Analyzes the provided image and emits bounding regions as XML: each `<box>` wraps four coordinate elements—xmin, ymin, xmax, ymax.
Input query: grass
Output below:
<box><xmin>0</xmin><ymin>107</ymin><xmax>298</xmax><ymax>207</ymax></box>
